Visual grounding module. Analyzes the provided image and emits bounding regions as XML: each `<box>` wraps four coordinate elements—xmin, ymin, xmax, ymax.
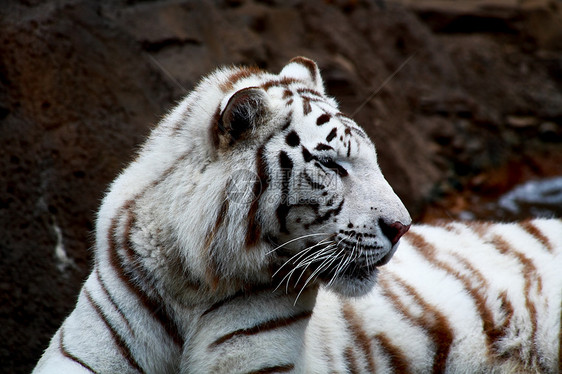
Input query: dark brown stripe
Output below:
<box><xmin>84</xmin><ymin>289</ymin><xmax>145</xmax><ymax>373</ymax></box>
<box><xmin>100</xmin><ymin>150</ymin><xmax>194</xmax><ymax>348</ymax></box>
<box><xmin>220</xmin><ymin>66</ymin><xmax>263</xmax><ymax>92</ymax></box>
<box><xmin>289</xmin><ymin>56</ymin><xmax>318</xmax><ymax>84</ymax></box>
<box><xmin>281</xmin><ymin>112</ymin><xmax>293</xmax><ymax>131</ymax></box>
<box><xmin>210</xmin><ymin>310</ymin><xmax>312</xmax><ymax>348</ymax></box>
<box><xmin>108</xmin><ymin>209</ymin><xmax>184</xmax><ymax>348</ymax></box>
<box><xmin>246</xmin><ymin>139</ymin><xmax>271</xmax><ymax>249</ymax></box>
<box><xmin>246</xmin><ymin>364</ymin><xmax>294</xmax><ymax>374</ymax></box>
<box><xmin>318</xmin><ymin>324</ymin><xmax>337</xmax><ymax>373</ymax></box>
<box><xmin>172</xmin><ymin>101</ymin><xmax>193</xmax><ymax>136</ymax></box>
<box><xmin>201</xmin><ymin>290</ymin><xmax>246</xmax><ymax>318</ymax></box>
<box><xmin>302</xmin><ymin>97</ymin><xmax>312</xmax><ymax>115</ymax></box>
<box><xmin>343</xmin><ymin>346</ymin><xmax>361</xmax><ymax>374</ymax></box>
<box><xmin>296</xmin><ymin>87</ymin><xmax>322</xmax><ymax>97</ymax></box>
<box><xmin>261</xmin><ymin>77</ymin><xmax>299</xmax><ymax>91</ymax></box>
<box><xmin>342</xmin><ymin>303</ymin><xmax>377</xmax><ymax>373</ymax></box>
<box><xmin>491</xmin><ymin>234</ymin><xmax>540</xmax><ymax>361</ymax></box>
<box><xmin>95</xmin><ymin>266</ymin><xmax>134</xmax><ymax>336</ymax></box>
<box><xmin>520</xmin><ymin>220</ymin><xmax>553</xmax><ymax>252</ymax></box>
<box><xmin>206</xmin><ymin>198</ymin><xmax>229</xmax><ymax>286</ymax></box>
<box><xmin>148</xmin><ymin>151</ymin><xmax>194</xmax><ymax>190</ymax></box>
<box><xmin>201</xmin><ymin>284</ymin><xmax>277</xmax><ymax>318</ymax></box>
<box><xmin>379</xmin><ymin>274</ymin><xmax>454</xmax><ymax>374</ymax></box>
<box><xmin>498</xmin><ymin>290</ymin><xmax>515</xmax><ymax>333</ymax></box>
<box><xmin>373</xmin><ymin>333</ymin><xmax>411</xmax><ymax>373</ymax></box>
<box><xmin>59</xmin><ymin>326</ymin><xmax>98</xmax><ymax>374</ymax></box>
<box><xmin>407</xmin><ymin>232</ymin><xmax>502</xmax><ymax>353</ymax></box>
<box><xmin>452</xmin><ymin>253</ymin><xmax>515</xmax><ymax>335</ymax></box>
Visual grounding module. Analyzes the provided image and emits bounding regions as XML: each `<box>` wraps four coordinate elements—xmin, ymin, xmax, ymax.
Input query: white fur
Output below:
<box><xmin>34</xmin><ymin>58</ymin><xmax>561</xmax><ymax>374</ymax></box>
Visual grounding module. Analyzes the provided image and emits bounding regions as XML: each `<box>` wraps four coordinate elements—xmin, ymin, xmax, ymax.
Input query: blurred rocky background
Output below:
<box><xmin>1</xmin><ymin>0</ymin><xmax>561</xmax><ymax>372</ymax></box>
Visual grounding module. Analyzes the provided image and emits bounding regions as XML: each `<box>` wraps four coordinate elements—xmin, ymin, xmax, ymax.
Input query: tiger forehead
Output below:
<box><xmin>219</xmin><ymin>67</ymin><xmax>323</xmax><ymax>96</ymax></box>
<box><xmin>218</xmin><ymin>66</ymin><xmax>368</xmax><ymax>140</ymax></box>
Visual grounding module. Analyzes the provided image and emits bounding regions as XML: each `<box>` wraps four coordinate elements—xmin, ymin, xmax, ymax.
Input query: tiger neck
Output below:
<box><xmin>184</xmin><ymin>284</ymin><xmax>319</xmax><ymax>372</ymax></box>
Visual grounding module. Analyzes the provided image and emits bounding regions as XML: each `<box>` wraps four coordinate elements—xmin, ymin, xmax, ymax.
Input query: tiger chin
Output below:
<box><xmin>33</xmin><ymin>57</ymin><xmax>562</xmax><ymax>374</ymax></box>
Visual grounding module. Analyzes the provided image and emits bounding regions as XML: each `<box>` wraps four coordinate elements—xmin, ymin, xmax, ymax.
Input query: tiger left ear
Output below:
<box><xmin>215</xmin><ymin>87</ymin><xmax>269</xmax><ymax>147</ymax></box>
<box><xmin>280</xmin><ymin>56</ymin><xmax>325</xmax><ymax>94</ymax></box>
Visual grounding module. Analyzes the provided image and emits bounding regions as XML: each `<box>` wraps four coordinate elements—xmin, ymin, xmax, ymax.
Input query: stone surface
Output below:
<box><xmin>1</xmin><ymin>0</ymin><xmax>561</xmax><ymax>372</ymax></box>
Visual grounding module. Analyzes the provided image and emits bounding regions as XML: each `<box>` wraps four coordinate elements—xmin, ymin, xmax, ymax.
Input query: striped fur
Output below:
<box><xmin>33</xmin><ymin>58</ymin><xmax>561</xmax><ymax>373</ymax></box>
<box><xmin>306</xmin><ymin>219</ymin><xmax>562</xmax><ymax>373</ymax></box>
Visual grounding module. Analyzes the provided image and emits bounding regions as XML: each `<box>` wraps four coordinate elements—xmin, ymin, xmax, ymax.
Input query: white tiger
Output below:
<box><xmin>33</xmin><ymin>57</ymin><xmax>562</xmax><ymax>374</ymax></box>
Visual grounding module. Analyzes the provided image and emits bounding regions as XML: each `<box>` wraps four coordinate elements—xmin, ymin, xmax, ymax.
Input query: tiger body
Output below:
<box><xmin>307</xmin><ymin>219</ymin><xmax>562</xmax><ymax>373</ymax></box>
<box><xmin>33</xmin><ymin>58</ymin><xmax>562</xmax><ymax>374</ymax></box>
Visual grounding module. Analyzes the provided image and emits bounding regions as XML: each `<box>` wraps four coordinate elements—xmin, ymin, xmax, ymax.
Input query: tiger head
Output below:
<box><xmin>130</xmin><ymin>57</ymin><xmax>411</xmax><ymax>298</ymax></box>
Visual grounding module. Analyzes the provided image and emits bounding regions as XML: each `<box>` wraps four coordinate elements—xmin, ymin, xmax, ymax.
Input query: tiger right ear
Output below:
<box><xmin>279</xmin><ymin>56</ymin><xmax>325</xmax><ymax>94</ymax></box>
<box><xmin>215</xmin><ymin>87</ymin><xmax>269</xmax><ymax>147</ymax></box>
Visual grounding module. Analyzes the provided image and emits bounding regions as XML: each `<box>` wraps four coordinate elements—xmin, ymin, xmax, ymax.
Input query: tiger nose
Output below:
<box><xmin>379</xmin><ymin>219</ymin><xmax>411</xmax><ymax>245</ymax></box>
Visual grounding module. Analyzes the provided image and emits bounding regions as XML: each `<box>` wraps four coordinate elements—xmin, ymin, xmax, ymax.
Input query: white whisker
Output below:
<box><xmin>271</xmin><ymin>239</ymin><xmax>334</xmax><ymax>279</ymax></box>
<box><xmin>266</xmin><ymin>233</ymin><xmax>330</xmax><ymax>255</ymax></box>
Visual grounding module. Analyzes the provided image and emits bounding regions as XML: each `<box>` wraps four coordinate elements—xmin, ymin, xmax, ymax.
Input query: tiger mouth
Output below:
<box><xmin>273</xmin><ymin>241</ymin><xmax>396</xmax><ymax>286</ymax></box>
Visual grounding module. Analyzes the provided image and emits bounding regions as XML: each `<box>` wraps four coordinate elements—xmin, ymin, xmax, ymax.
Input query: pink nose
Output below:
<box><xmin>379</xmin><ymin>219</ymin><xmax>410</xmax><ymax>245</ymax></box>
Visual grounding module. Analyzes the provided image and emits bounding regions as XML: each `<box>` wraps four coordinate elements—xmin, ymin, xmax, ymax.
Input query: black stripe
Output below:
<box><xmin>210</xmin><ymin>310</ymin><xmax>312</xmax><ymax>348</ymax></box>
<box><xmin>285</xmin><ymin>131</ymin><xmax>300</xmax><ymax>147</ymax></box>
<box><xmin>310</xmin><ymin>199</ymin><xmax>344</xmax><ymax>227</ymax></box>
<box><xmin>301</xmin><ymin>146</ymin><xmax>313</xmax><ymax>162</ymax></box>
<box><xmin>84</xmin><ymin>289</ymin><xmax>145</xmax><ymax>373</ymax></box>
<box><xmin>59</xmin><ymin>326</ymin><xmax>98</xmax><ymax>374</ymax></box>
<box><xmin>304</xmin><ymin>171</ymin><xmax>325</xmax><ymax>190</ymax></box>
<box><xmin>276</xmin><ymin>151</ymin><xmax>293</xmax><ymax>234</ymax></box>
<box><xmin>316</xmin><ymin>158</ymin><xmax>348</xmax><ymax>177</ymax></box>
<box><xmin>326</xmin><ymin>128</ymin><xmax>337</xmax><ymax>142</ymax></box>
<box><xmin>315</xmin><ymin>143</ymin><xmax>333</xmax><ymax>151</ymax></box>
<box><xmin>316</xmin><ymin>113</ymin><xmax>331</xmax><ymax>126</ymax></box>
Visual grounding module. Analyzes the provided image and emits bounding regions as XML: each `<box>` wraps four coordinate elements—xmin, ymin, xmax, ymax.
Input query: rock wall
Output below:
<box><xmin>1</xmin><ymin>0</ymin><xmax>561</xmax><ymax>372</ymax></box>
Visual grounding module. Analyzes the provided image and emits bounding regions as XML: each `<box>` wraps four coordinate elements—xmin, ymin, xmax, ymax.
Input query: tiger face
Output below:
<box><xmin>210</xmin><ymin>58</ymin><xmax>411</xmax><ymax>297</ymax></box>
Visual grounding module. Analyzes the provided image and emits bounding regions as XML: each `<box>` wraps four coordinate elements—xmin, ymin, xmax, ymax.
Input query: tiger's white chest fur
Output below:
<box><xmin>33</xmin><ymin>58</ymin><xmax>562</xmax><ymax>374</ymax></box>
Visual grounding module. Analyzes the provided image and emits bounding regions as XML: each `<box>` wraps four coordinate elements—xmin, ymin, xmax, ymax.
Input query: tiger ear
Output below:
<box><xmin>216</xmin><ymin>87</ymin><xmax>269</xmax><ymax>147</ymax></box>
<box><xmin>279</xmin><ymin>56</ymin><xmax>325</xmax><ymax>94</ymax></box>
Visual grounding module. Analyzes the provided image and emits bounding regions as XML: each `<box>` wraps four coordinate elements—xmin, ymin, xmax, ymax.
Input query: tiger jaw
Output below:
<box><xmin>271</xmin><ymin>228</ymin><xmax>404</xmax><ymax>296</ymax></box>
